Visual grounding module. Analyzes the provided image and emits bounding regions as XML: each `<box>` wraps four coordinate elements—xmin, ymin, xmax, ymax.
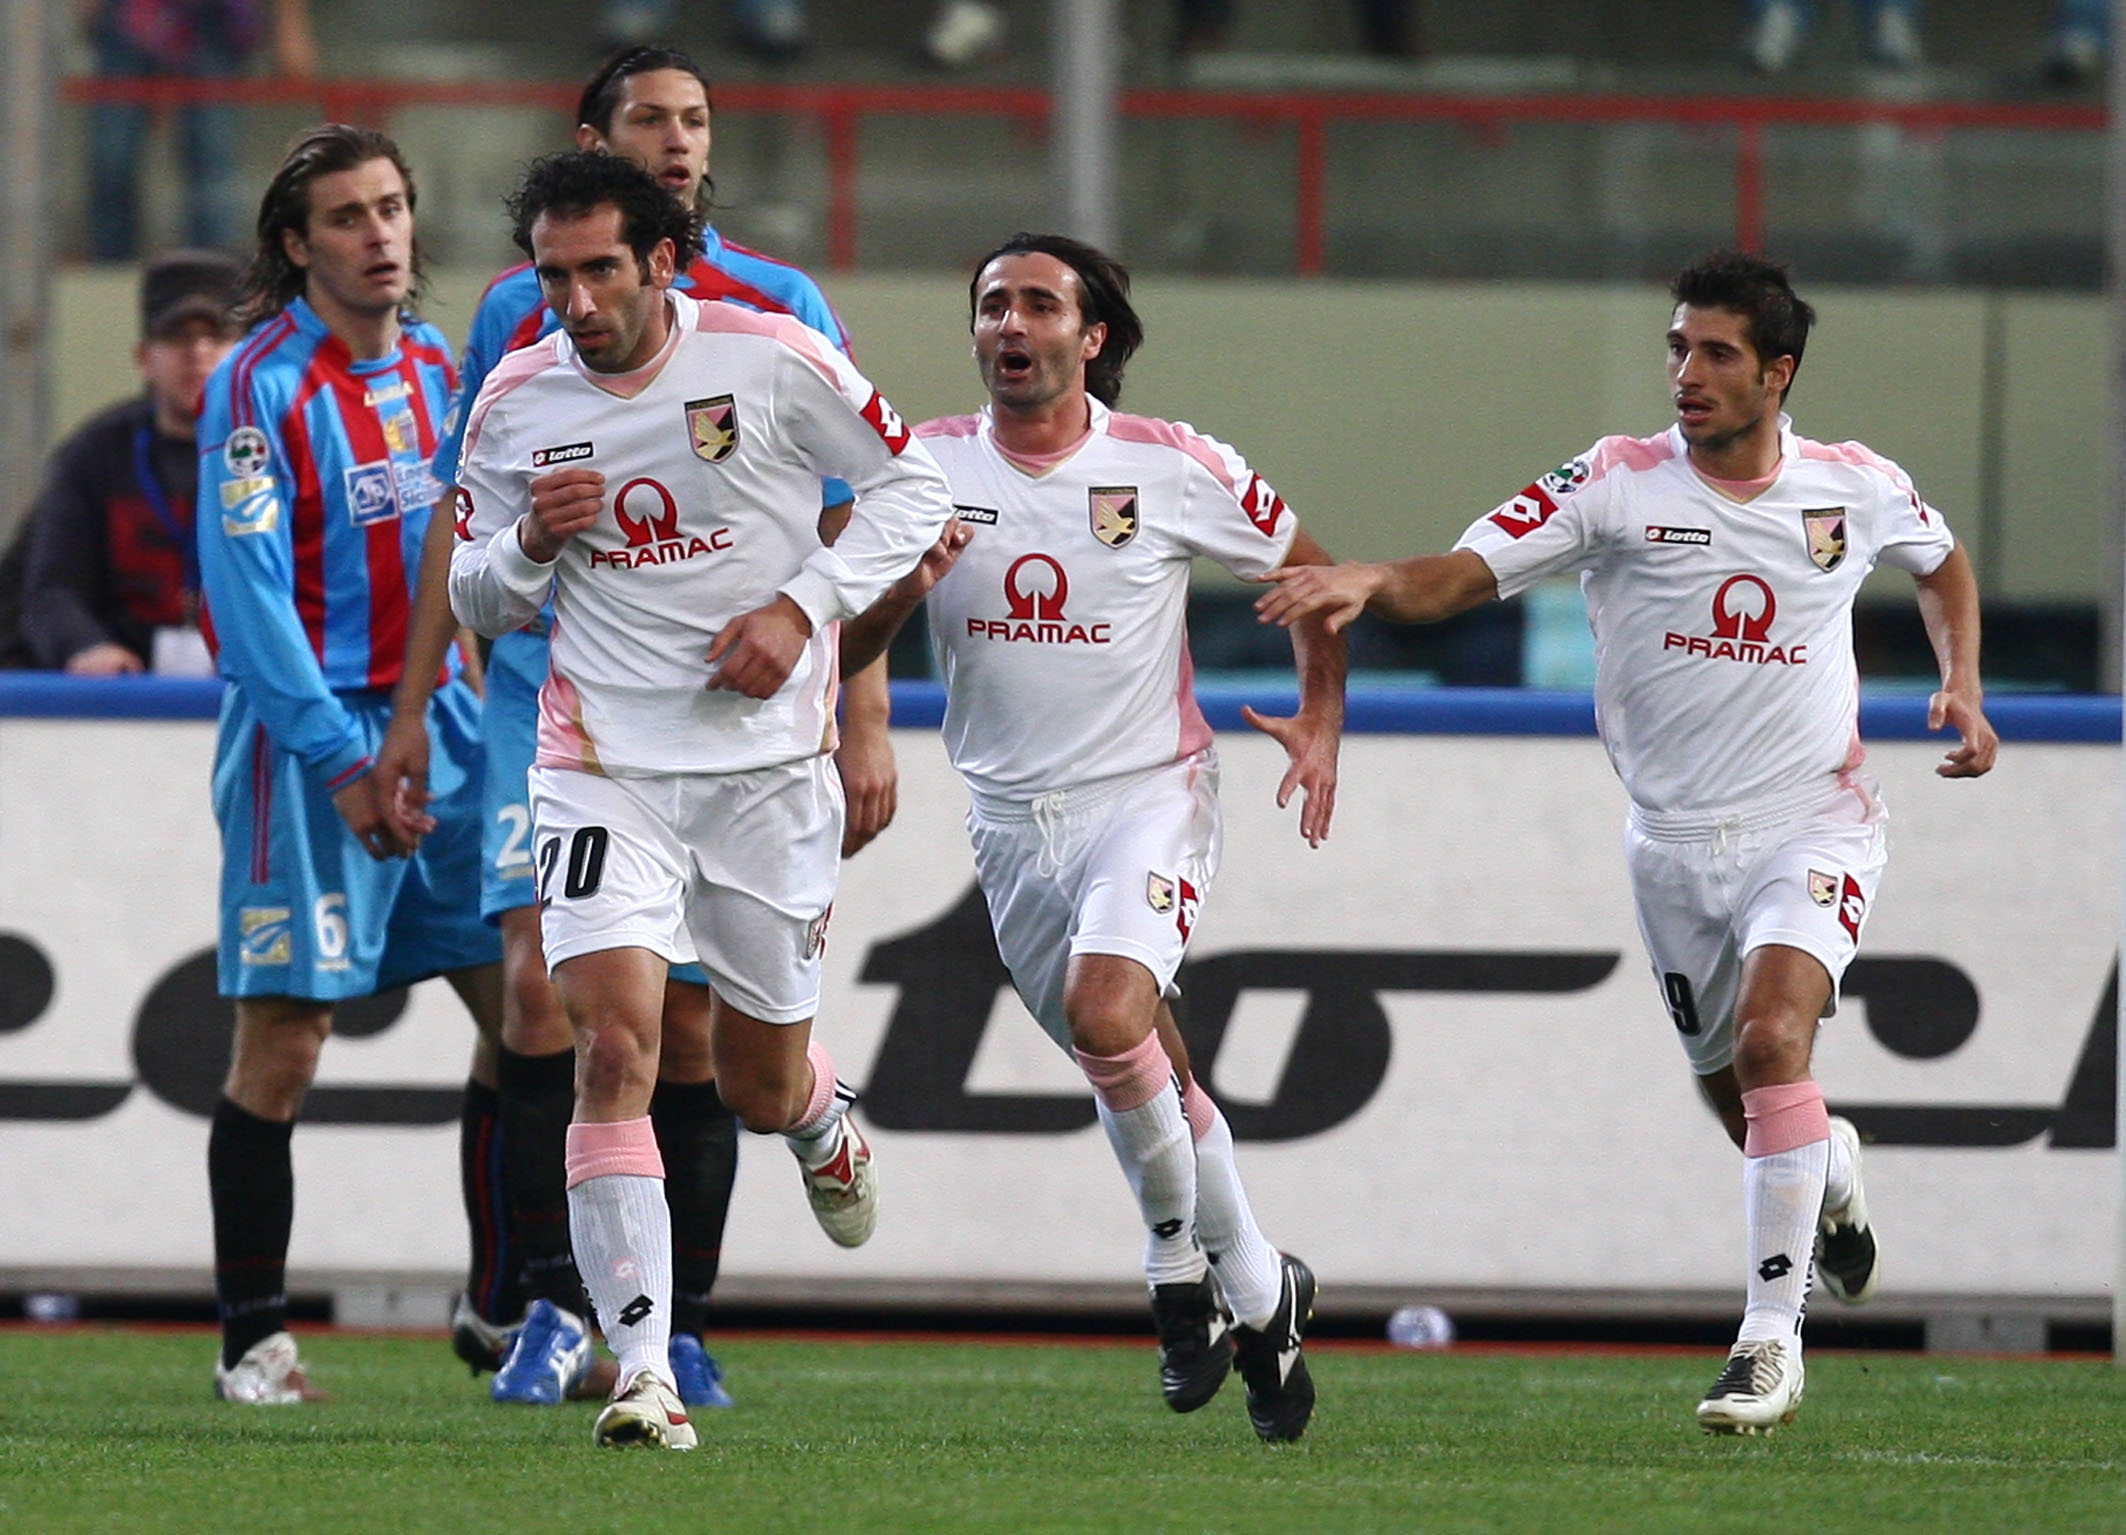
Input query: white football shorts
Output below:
<box><xmin>529</xmin><ymin>756</ymin><xmax>844</xmax><ymax>1024</ymax></box>
<box><xmin>969</xmin><ymin>750</ymin><xmax>1222</xmax><ymax>1050</ymax></box>
<box><xmin>1625</xmin><ymin>773</ymin><xmax>1888</xmax><ymax>1076</ymax></box>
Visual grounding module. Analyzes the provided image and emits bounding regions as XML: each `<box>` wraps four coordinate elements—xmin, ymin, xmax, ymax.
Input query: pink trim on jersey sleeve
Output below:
<box><xmin>915</xmin><ymin>414</ymin><xmax>981</xmax><ymax>439</ymax></box>
<box><xmin>462</xmin><ymin>338</ymin><xmax>565</xmax><ymax>465</ymax></box>
<box><xmin>1107</xmin><ymin>413</ymin><xmax>1238</xmax><ymax>494</ymax></box>
<box><xmin>1799</xmin><ymin>436</ymin><xmax>1930</xmax><ymax>524</ymax></box>
<box><xmin>1175</xmin><ymin>640</ymin><xmax>1213</xmax><ymax>759</ymax></box>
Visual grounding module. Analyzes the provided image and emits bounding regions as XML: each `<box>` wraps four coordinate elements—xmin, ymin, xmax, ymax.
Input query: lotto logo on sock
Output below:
<box><xmin>1758</xmin><ymin>1253</ymin><xmax>1793</xmax><ymax>1282</ymax></box>
<box><xmin>617</xmin><ymin>1294</ymin><xmax>654</xmax><ymax>1327</ymax></box>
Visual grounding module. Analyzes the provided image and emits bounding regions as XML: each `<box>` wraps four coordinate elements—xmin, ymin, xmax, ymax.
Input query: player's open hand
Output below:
<box><xmin>519</xmin><ymin>467</ymin><xmax>605</xmax><ymax>563</ymax></box>
<box><xmin>707</xmin><ymin>594</ymin><xmax>812</xmax><ymax>699</ymax></box>
<box><xmin>835</xmin><ymin>716</ymin><xmax>898</xmax><ymax>856</ymax></box>
<box><xmin>333</xmin><ymin>770</ymin><xmax>415</xmax><ymax>861</ymax></box>
<box><xmin>1251</xmin><ymin>561</ymin><xmax>1382</xmax><ymax>633</ymax></box>
<box><xmin>1241</xmin><ymin>704</ymin><xmax>1341</xmax><ymax>847</ymax></box>
<box><xmin>372</xmin><ymin>709</ymin><xmax>438</xmax><ymax>849</ymax></box>
<box><xmin>1928</xmin><ymin>687</ymin><xmax>1998</xmax><ymax>778</ymax></box>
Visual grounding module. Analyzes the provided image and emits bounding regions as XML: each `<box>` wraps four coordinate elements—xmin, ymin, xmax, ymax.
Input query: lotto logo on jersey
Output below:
<box><xmin>453</xmin><ymin>487</ymin><xmax>475</xmax><ymax>541</ymax></box>
<box><xmin>685</xmin><ymin>396</ymin><xmax>739</xmax><ymax>463</ymax></box>
<box><xmin>1089</xmin><ymin>487</ymin><xmax>1138</xmax><ymax>548</ymax></box>
<box><xmin>1662</xmin><ymin>574</ymin><xmax>1809</xmax><ymax>666</ymax></box>
<box><xmin>1488</xmin><ymin>456</ymin><xmax>1590</xmax><ymax>540</ymax></box>
<box><xmin>1240</xmin><ymin>473</ymin><xmax>1287</xmax><ymax>538</ymax></box>
<box><xmin>966</xmin><ymin>553</ymin><xmax>1112</xmax><ymax>645</ymax></box>
<box><xmin>860</xmin><ymin>390</ymin><xmax>911</xmax><ymax>455</ymax></box>
<box><xmin>531</xmin><ymin>440</ymin><xmax>594</xmax><ymax>468</ymax></box>
<box><xmin>590</xmin><ymin>477</ymin><xmax>734</xmax><ymax>569</ymax></box>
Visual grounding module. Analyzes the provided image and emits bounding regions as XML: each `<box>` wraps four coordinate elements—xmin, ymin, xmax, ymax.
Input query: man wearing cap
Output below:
<box><xmin>18</xmin><ymin>250</ymin><xmax>245</xmax><ymax>674</ymax></box>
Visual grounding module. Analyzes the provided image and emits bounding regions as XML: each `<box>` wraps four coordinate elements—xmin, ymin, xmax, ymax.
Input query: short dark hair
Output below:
<box><xmin>970</xmin><ymin>232</ymin><xmax>1145</xmax><ymax>407</ymax></box>
<box><xmin>508</xmin><ymin>150</ymin><xmax>700</xmax><ymax>275</ymax></box>
<box><xmin>240</xmin><ymin>124</ymin><xmax>423</xmax><ymax>325</ymax></box>
<box><xmin>1671</xmin><ymin>250</ymin><xmax>1816</xmax><ymax>396</ymax></box>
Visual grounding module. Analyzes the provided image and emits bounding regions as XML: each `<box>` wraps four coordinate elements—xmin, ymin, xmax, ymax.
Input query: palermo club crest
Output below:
<box><xmin>686</xmin><ymin>395</ymin><xmax>740</xmax><ymax>463</ymax></box>
<box><xmin>1090</xmin><ymin>486</ymin><xmax>1139</xmax><ymax>548</ymax></box>
<box><xmin>1802</xmin><ymin>508</ymin><xmax>1847</xmax><ymax>572</ymax></box>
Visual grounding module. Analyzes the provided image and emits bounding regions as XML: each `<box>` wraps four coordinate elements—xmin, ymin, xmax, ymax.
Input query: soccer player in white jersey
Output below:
<box><xmin>845</xmin><ymin>232</ymin><xmax>1346</xmax><ymax>1444</ymax></box>
<box><xmin>1255</xmin><ymin>250</ymin><xmax>1998</xmax><ymax>1435</ymax></box>
<box><xmin>448</xmin><ymin>151</ymin><xmax>950</xmax><ymax>1449</ymax></box>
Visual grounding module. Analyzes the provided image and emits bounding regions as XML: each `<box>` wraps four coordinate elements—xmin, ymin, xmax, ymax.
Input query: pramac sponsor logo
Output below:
<box><xmin>1662</xmin><ymin>574</ymin><xmax>1808</xmax><ymax>666</ymax></box>
<box><xmin>589</xmin><ymin>478</ymin><xmax>733</xmax><ymax>569</ymax></box>
<box><xmin>966</xmin><ymin>554</ymin><xmax>1111</xmax><ymax>645</ymax></box>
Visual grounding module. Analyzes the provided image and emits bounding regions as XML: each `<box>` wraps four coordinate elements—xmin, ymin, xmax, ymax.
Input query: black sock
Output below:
<box><xmin>653</xmin><ymin>1077</ymin><xmax>740</xmax><ymax>1338</ymax></box>
<box><xmin>498</xmin><ymin>1046</ymin><xmax>581</xmax><ymax>1311</ymax></box>
<box><xmin>209</xmin><ymin>1097</ymin><xmax>295</xmax><ymax>1370</ymax></box>
<box><xmin>458</xmin><ymin>1079</ymin><xmax>520</xmax><ymax>1324</ymax></box>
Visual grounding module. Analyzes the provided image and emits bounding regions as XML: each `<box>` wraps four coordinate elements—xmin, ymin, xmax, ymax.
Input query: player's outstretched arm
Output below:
<box><xmin>840</xmin><ymin>522</ymin><xmax>974</xmax><ymax>677</ymax></box>
<box><xmin>1253</xmin><ymin>548</ymin><xmax>1498</xmax><ymax>631</ymax></box>
<box><xmin>1241</xmin><ymin>528</ymin><xmax>1346</xmax><ymax>848</ymax></box>
<box><xmin>1913</xmin><ymin>543</ymin><xmax>1997</xmax><ymax>779</ymax></box>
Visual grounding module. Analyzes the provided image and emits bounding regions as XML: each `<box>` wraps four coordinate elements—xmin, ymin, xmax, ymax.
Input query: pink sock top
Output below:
<box><xmin>791</xmin><ymin>1038</ymin><xmax>839</xmax><ymax>1134</ymax></box>
<box><xmin>1074</xmin><ymin>1032</ymin><xmax>1176</xmax><ymax>1114</ymax></box>
<box><xmin>565</xmin><ymin>1116</ymin><xmax>665</xmax><ymax>1187</ymax></box>
<box><xmin>1741</xmin><ymin>1080</ymin><xmax>1830</xmax><ymax>1157</ymax></box>
<box><xmin>1181</xmin><ymin>1076</ymin><xmax>1217</xmax><ymax>1141</ymax></box>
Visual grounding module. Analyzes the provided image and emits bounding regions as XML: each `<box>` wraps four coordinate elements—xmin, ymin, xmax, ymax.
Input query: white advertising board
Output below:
<box><xmin>0</xmin><ymin>712</ymin><xmax>2112</xmax><ymax>1309</ymax></box>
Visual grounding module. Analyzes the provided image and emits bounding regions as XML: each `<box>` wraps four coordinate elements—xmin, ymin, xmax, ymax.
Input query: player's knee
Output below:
<box><xmin>1729</xmin><ymin>1011</ymin><xmax>1810</xmax><ymax>1086</ymax></box>
<box><xmin>576</xmin><ymin>1022</ymin><xmax>655</xmax><ymax>1109</ymax></box>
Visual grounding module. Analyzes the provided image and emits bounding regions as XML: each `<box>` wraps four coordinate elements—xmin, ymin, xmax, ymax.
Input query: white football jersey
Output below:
<box><xmin>451</xmin><ymin>291</ymin><xmax>951</xmax><ymax>776</ymax></box>
<box><xmin>1456</xmin><ymin>416</ymin><xmax>1955</xmax><ymax>815</ymax></box>
<box><xmin>919</xmin><ymin>400</ymin><xmax>1298</xmax><ymax>802</ymax></box>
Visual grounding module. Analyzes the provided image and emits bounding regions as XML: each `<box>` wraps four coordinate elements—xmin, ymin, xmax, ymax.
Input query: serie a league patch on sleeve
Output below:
<box><xmin>224</xmin><ymin>426</ymin><xmax>271</xmax><ymax>477</ymax></box>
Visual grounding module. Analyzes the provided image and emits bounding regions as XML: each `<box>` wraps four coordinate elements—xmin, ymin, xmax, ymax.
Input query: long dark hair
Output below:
<box><xmin>238</xmin><ymin>124</ymin><xmax>424</xmax><ymax>326</ymax></box>
<box><xmin>970</xmin><ymin>232</ymin><xmax>1145</xmax><ymax>406</ymax></box>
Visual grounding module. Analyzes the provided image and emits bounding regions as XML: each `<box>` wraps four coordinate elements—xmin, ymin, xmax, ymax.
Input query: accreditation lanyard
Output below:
<box><xmin>132</xmin><ymin>421</ymin><xmax>200</xmax><ymax>607</ymax></box>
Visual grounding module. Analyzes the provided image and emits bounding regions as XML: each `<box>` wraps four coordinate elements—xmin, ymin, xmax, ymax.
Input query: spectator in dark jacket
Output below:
<box><xmin>20</xmin><ymin>250</ymin><xmax>243</xmax><ymax>675</ymax></box>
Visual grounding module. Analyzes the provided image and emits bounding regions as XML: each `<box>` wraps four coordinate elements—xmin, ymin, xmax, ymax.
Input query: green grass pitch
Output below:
<box><xmin>0</xmin><ymin>1328</ymin><xmax>2118</xmax><ymax>1533</ymax></box>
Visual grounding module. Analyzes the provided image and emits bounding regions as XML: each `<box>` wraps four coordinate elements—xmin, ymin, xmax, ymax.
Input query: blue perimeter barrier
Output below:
<box><xmin>0</xmin><ymin>674</ymin><xmax>2116</xmax><ymax>743</ymax></box>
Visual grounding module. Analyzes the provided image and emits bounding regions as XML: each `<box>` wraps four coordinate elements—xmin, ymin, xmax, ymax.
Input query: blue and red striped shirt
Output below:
<box><xmin>198</xmin><ymin>296</ymin><xmax>457</xmax><ymax>788</ymax></box>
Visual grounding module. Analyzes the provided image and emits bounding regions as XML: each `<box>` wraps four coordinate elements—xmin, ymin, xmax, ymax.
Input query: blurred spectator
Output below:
<box><xmin>1175</xmin><ymin>0</ymin><xmax>1419</xmax><ymax>59</ymax></box>
<box><xmin>1744</xmin><ymin>0</ymin><xmax>1920</xmax><ymax>74</ymax></box>
<box><xmin>598</xmin><ymin>0</ymin><xmax>1006</xmax><ymax>67</ymax></box>
<box><xmin>85</xmin><ymin>0</ymin><xmax>318</xmax><ymax>260</ymax></box>
<box><xmin>19</xmin><ymin>251</ymin><xmax>243</xmax><ymax>675</ymax></box>
<box><xmin>2043</xmin><ymin>0</ymin><xmax>2105</xmax><ymax>84</ymax></box>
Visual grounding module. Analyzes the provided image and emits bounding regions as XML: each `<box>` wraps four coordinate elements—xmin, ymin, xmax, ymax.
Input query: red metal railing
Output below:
<box><xmin>61</xmin><ymin>76</ymin><xmax>2104</xmax><ymax>274</ymax></box>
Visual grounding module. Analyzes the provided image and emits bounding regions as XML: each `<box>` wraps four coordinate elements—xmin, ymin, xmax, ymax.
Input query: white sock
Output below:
<box><xmin>1738</xmin><ymin>1138</ymin><xmax>1829</xmax><ymax>1346</ymax></box>
<box><xmin>1822</xmin><ymin>1124</ymin><xmax>1855</xmax><ymax>1215</ymax></box>
<box><xmin>1094</xmin><ymin>1093</ymin><xmax>1202</xmax><ymax>1287</ymax></box>
<box><xmin>1189</xmin><ymin>1102</ymin><xmax>1281</xmax><ymax>1327</ymax></box>
<box><xmin>568</xmin><ymin>1172</ymin><xmax>675</xmax><ymax>1390</ymax></box>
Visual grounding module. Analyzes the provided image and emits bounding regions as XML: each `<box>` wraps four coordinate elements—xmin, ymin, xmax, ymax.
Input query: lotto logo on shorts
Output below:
<box><xmin>1147</xmin><ymin>872</ymin><xmax>1199</xmax><ymax>940</ymax></box>
<box><xmin>1837</xmin><ymin>873</ymin><xmax>1867</xmax><ymax>941</ymax></box>
<box><xmin>805</xmin><ymin>905</ymin><xmax>834</xmax><ymax>960</ymax></box>
<box><xmin>238</xmin><ymin>906</ymin><xmax>292</xmax><ymax>966</ymax></box>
